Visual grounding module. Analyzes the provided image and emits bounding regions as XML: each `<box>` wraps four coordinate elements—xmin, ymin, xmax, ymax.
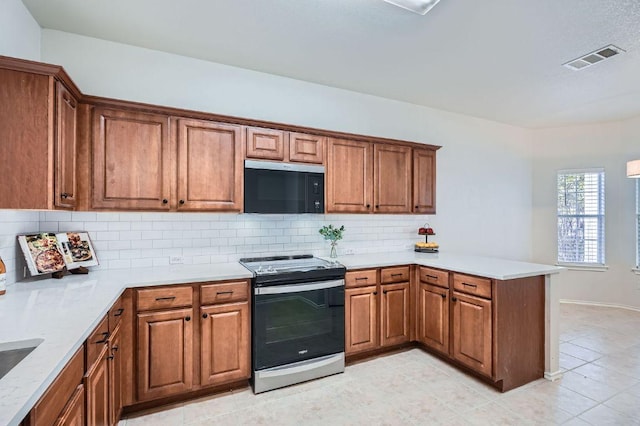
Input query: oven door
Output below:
<box><xmin>253</xmin><ymin>279</ymin><xmax>344</xmax><ymax>371</ymax></box>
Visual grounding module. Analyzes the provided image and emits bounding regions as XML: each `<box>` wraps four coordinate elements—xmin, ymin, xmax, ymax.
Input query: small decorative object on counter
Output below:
<box><xmin>319</xmin><ymin>224</ymin><xmax>345</xmax><ymax>258</ymax></box>
<box><xmin>0</xmin><ymin>255</ymin><xmax>6</xmax><ymax>295</ymax></box>
<box><xmin>415</xmin><ymin>223</ymin><xmax>439</xmax><ymax>253</ymax></box>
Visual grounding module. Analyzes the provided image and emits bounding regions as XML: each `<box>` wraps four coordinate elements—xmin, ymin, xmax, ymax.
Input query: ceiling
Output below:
<box><xmin>21</xmin><ymin>0</ymin><xmax>640</xmax><ymax>128</ymax></box>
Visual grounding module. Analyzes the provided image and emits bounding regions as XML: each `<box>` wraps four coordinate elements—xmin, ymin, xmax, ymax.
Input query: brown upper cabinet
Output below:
<box><xmin>246</xmin><ymin>126</ymin><xmax>325</xmax><ymax>164</ymax></box>
<box><xmin>374</xmin><ymin>144</ymin><xmax>412</xmax><ymax>213</ymax></box>
<box><xmin>176</xmin><ymin>119</ymin><xmax>243</xmax><ymax>211</ymax></box>
<box><xmin>92</xmin><ymin>108</ymin><xmax>171</xmax><ymax>210</ymax></box>
<box><xmin>326</xmin><ymin>138</ymin><xmax>373</xmax><ymax>213</ymax></box>
<box><xmin>0</xmin><ymin>59</ymin><xmax>80</xmax><ymax>210</ymax></box>
<box><xmin>413</xmin><ymin>148</ymin><xmax>436</xmax><ymax>214</ymax></box>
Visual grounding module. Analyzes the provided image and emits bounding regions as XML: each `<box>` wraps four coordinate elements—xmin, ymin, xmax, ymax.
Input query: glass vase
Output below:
<box><xmin>330</xmin><ymin>241</ymin><xmax>338</xmax><ymax>258</ymax></box>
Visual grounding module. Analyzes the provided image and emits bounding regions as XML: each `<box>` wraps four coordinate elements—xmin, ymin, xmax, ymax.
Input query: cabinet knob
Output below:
<box><xmin>106</xmin><ymin>355</ymin><xmax>114</xmax><ymax>360</ymax></box>
<box><xmin>383</xmin><ymin>290</ymin><xmax>388</xmax><ymax>294</ymax></box>
<box><xmin>375</xmin><ymin>205</ymin><xmax>379</xmax><ymax>209</ymax></box>
<box><xmin>451</xmin><ymin>297</ymin><xmax>457</xmax><ymax>302</ymax></box>
<box><xmin>366</xmin><ymin>204</ymin><xmax>371</xmax><ymax>209</ymax></box>
<box><xmin>179</xmin><ymin>199</ymin><xmax>185</xmax><ymax>205</ymax></box>
<box><xmin>112</xmin><ymin>345</ymin><xmax>119</xmax><ymax>352</ymax></box>
<box><xmin>373</xmin><ymin>291</ymin><xmax>378</xmax><ymax>295</ymax></box>
<box><xmin>162</xmin><ymin>199</ymin><xmax>168</xmax><ymax>204</ymax></box>
<box><xmin>185</xmin><ymin>316</ymin><xmax>191</xmax><ymax>322</ymax></box>
<box><xmin>414</xmin><ymin>205</ymin><xmax>419</xmax><ymax>209</ymax></box>
<box><xmin>202</xmin><ymin>313</ymin><xmax>208</xmax><ymax>319</ymax></box>
<box><xmin>61</xmin><ymin>193</ymin><xmax>69</xmax><ymax>199</ymax></box>
<box><xmin>441</xmin><ymin>294</ymin><xmax>446</xmax><ymax>299</ymax></box>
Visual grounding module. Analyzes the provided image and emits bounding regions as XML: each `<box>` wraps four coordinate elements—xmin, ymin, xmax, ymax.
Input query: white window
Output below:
<box><xmin>636</xmin><ymin>179</ymin><xmax>640</xmax><ymax>268</ymax></box>
<box><xmin>557</xmin><ymin>169</ymin><xmax>605</xmax><ymax>265</ymax></box>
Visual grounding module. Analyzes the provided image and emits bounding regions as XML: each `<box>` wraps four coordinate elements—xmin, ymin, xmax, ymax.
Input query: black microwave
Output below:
<box><xmin>244</xmin><ymin>160</ymin><xmax>324</xmax><ymax>214</ymax></box>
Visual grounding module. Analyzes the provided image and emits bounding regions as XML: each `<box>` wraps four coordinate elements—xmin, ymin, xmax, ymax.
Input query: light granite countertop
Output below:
<box><xmin>0</xmin><ymin>252</ymin><xmax>561</xmax><ymax>426</ymax></box>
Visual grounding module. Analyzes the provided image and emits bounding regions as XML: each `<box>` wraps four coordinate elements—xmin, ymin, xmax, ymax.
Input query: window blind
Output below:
<box><xmin>557</xmin><ymin>169</ymin><xmax>605</xmax><ymax>265</ymax></box>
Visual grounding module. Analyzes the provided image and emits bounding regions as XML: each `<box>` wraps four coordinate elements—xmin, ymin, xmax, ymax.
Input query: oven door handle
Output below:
<box><xmin>254</xmin><ymin>279</ymin><xmax>344</xmax><ymax>295</ymax></box>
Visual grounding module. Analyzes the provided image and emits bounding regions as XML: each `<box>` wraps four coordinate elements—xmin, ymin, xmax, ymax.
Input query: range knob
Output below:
<box><xmin>266</xmin><ymin>266</ymin><xmax>277</xmax><ymax>273</ymax></box>
<box><xmin>256</xmin><ymin>265</ymin><xmax>264</xmax><ymax>274</ymax></box>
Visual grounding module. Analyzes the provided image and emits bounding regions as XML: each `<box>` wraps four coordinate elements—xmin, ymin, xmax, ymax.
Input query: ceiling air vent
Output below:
<box><xmin>563</xmin><ymin>45</ymin><xmax>625</xmax><ymax>71</ymax></box>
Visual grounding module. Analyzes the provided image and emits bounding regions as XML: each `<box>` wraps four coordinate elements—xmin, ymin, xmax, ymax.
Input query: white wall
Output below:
<box><xmin>0</xmin><ymin>0</ymin><xmax>41</xmax><ymax>60</ymax></box>
<box><xmin>0</xmin><ymin>211</ymin><xmax>39</xmax><ymax>287</ymax></box>
<box><xmin>531</xmin><ymin>115</ymin><xmax>640</xmax><ymax>309</ymax></box>
<box><xmin>40</xmin><ymin>30</ymin><xmax>534</xmax><ymax>261</ymax></box>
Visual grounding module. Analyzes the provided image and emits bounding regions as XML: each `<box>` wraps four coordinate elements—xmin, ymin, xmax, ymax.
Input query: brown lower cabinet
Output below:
<box><xmin>345</xmin><ymin>285</ymin><xmax>378</xmax><ymax>354</ymax></box>
<box><xmin>85</xmin><ymin>343</ymin><xmax>109</xmax><ymax>426</ymax></box>
<box><xmin>380</xmin><ymin>282</ymin><xmax>410</xmax><ymax>347</ymax></box>
<box><xmin>417</xmin><ymin>282</ymin><xmax>449</xmax><ymax>354</ymax></box>
<box><xmin>55</xmin><ymin>385</ymin><xmax>85</xmax><ymax>426</ymax></box>
<box><xmin>450</xmin><ymin>291</ymin><xmax>492</xmax><ymax>377</ymax></box>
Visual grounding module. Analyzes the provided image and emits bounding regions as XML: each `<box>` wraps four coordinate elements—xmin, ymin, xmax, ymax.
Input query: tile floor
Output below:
<box><xmin>120</xmin><ymin>303</ymin><xmax>640</xmax><ymax>425</ymax></box>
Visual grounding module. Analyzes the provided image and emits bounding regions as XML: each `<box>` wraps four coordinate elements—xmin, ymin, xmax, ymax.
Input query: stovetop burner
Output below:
<box><xmin>239</xmin><ymin>254</ymin><xmax>345</xmax><ymax>286</ymax></box>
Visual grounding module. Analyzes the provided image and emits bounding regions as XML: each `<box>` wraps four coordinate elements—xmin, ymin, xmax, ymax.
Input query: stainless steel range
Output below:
<box><xmin>239</xmin><ymin>255</ymin><xmax>346</xmax><ymax>394</ymax></box>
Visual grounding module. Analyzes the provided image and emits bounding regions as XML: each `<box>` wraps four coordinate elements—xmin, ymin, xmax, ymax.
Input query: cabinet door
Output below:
<box><xmin>246</xmin><ymin>127</ymin><xmax>285</xmax><ymax>160</ymax></box>
<box><xmin>176</xmin><ymin>119</ymin><xmax>243</xmax><ymax>211</ymax></box>
<box><xmin>327</xmin><ymin>138</ymin><xmax>373</xmax><ymax>213</ymax></box>
<box><xmin>289</xmin><ymin>133</ymin><xmax>325</xmax><ymax>164</ymax></box>
<box><xmin>345</xmin><ymin>285</ymin><xmax>378</xmax><ymax>354</ymax></box>
<box><xmin>108</xmin><ymin>325</ymin><xmax>122</xmax><ymax>426</ymax></box>
<box><xmin>451</xmin><ymin>291</ymin><xmax>492</xmax><ymax>377</ymax></box>
<box><xmin>54</xmin><ymin>81</ymin><xmax>77</xmax><ymax>209</ymax></box>
<box><xmin>92</xmin><ymin>108</ymin><xmax>171</xmax><ymax>210</ymax></box>
<box><xmin>85</xmin><ymin>344</ymin><xmax>109</xmax><ymax>426</ymax></box>
<box><xmin>54</xmin><ymin>385</ymin><xmax>84</xmax><ymax>426</ymax></box>
<box><xmin>137</xmin><ymin>308</ymin><xmax>193</xmax><ymax>401</ymax></box>
<box><xmin>200</xmin><ymin>302</ymin><xmax>250</xmax><ymax>387</ymax></box>
<box><xmin>417</xmin><ymin>283</ymin><xmax>449</xmax><ymax>354</ymax></box>
<box><xmin>380</xmin><ymin>282</ymin><xmax>410</xmax><ymax>347</ymax></box>
<box><xmin>373</xmin><ymin>144</ymin><xmax>412</xmax><ymax>213</ymax></box>
<box><xmin>413</xmin><ymin>149</ymin><xmax>436</xmax><ymax>213</ymax></box>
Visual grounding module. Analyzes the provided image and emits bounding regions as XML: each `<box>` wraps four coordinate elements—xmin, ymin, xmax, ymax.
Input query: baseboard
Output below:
<box><xmin>560</xmin><ymin>299</ymin><xmax>640</xmax><ymax>313</ymax></box>
<box><xmin>544</xmin><ymin>370</ymin><xmax>564</xmax><ymax>381</ymax></box>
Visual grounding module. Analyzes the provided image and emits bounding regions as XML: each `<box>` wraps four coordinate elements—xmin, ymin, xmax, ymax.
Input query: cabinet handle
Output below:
<box><xmin>95</xmin><ymin>332</ymin><xmax>110</xmax><ymax>344</ymax></box>
<box><xmin>202</xmin><ymin>313</ymin><xmax>208</xmax><ymax>319</ymax></box>
<box><xmin>216</xmin><ymin>291</ymin><xmax>234</xmax><ymax>295</ymax></box>
<box><xmin>462</xmin><ymin>283</ymin><xmax>477</xmax><ymax>288</ymax></box>
<box><xmin>383</xmin><ymin>290</ymin><xmax>388</xmax><ymax>294</ymax></box>
<box><xmin>425</xmin><ymin>274</ymin><xmax>438</xmax><ymax>280</ymax></box>
<box><xmin>355</xmin><ymin>277</ymin><xmax>368</xmax><ymax>281</ymax></box>
<box><xmin>373</xmin><ymin>291</ymin><xmax>378</xmax><ymax>295</ymax></box>
<box><xmin>451</xmin><ymin>297</ymin><xmax>457</xmax><ymax>302</ymax></box>
<box><xmin>185</xmin><ymin>316</ymin><xmax>191</xmax><ymax>322</ymax></box>
<box><xmin>113</xmin><ymin>308</ymin><xmax>124</xmax><ymax>317</ymax></box>
<box><xmin>155</xmin><ymin>296</ymin><xmax>176</xmax><ymax>301</ymax></box>
<box><xmin>60</xmin><ymin>193</ymin><xmax>69</xmax><ymax>199</ymax></box>
<box><xmin>391</xmin><ymin>273</ymin><xmax>403</xmax><ymax>277</ymax></box>
<box><xmin>162</xmin><ymin>199</ymin><xmax>168</xmax><ymax>204</ymax></box>
<box><xmin>179</xmin><ymin>199</ymin><xmax>185</xmax><ymax>205</ymax></box>
<box><xmin>112</xmin><ymin>345</ymin><xmax>119</xmax><ymax>352</ymax></box>
<box><xmin>106</xmin><ymin>355</ymin><xmax>114</xmax><ymax>361</ymax></box>
<box><xmin>441</xmin><ymin>294</ymin><xmax>446</xmax><ymax>299</ymax></box>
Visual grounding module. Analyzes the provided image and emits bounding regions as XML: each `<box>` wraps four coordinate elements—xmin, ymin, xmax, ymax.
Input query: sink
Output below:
<box><xmin>0</xmin><ymin>338</ymin><xmax>44</xmax><ymax>380</ymax></box>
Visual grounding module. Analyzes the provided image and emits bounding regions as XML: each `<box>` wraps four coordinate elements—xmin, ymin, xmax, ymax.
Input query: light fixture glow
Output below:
<box><xmin>627</xmin><ymin>160</ymin><xmax>640</xmax><ymax>178</ymax></box>
<box><xmin>383</xmin><ymin>0</ymin><xmax>442</xmax><ymax>15</ymax></box>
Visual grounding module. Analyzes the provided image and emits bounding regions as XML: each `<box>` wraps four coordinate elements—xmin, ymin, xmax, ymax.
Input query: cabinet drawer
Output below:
<box><xmin>346</xmin><ymin>269</ymin><xmax>378</xmax><ymax>288</ymax></box>
<box><xmin>137</xmin><ymin>286</ymin><xmax>193</xmax><ymax>312</ymax></box>
<box><xmin>380</xmin><ymin>266</ymin><xmax>410</xmax><ymax>284</ymax></box>
<box><xmin>453</xmin><ymin>273</ymin><xmax>492</xmax><ymax>299</ymax></box>
<box><xmin>419</xmin><ymin>266</ymin><xmax>449</xmax><ymax>289</ymax></box>
<box><xmin>86</xmin><ymin>315</ymin><xmax>109</xmax><ymax>369</ymax></box>
<box><xmin>201</xmin><ymin>281</ymin><xmax>249</xmax><ymax>305</ymax></box>
<box><xmin>108</xmin><ymin>295</ymin><xmax>124</xmax><ymax>332</ymax></box>
<box><xmin>31</xmin><ymin>346</ymin><xmax>84</xmax><ymax>426</ymax></box>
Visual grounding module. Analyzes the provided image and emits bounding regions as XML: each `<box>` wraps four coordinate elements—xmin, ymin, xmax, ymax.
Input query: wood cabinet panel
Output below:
<box><xmin>200</xmin><ymin>302</ymin><xmax>250</xmax><ymax>387</ymax></box>
<box><xmin>136</xmin><ymin>286</ymin><xmax>193</xmax><ymax>312</ymax></box>
<box><xmin>86</xmin><ymin>316</ymin><xmax>109</xmax><ymax>370</ymax></box>
<box><xmin>380</xmin><ymin>282</ymin><xmax>410</xmax><ymax>347</ymax></box>
<box><xmin>380</xmin><ymin>266</ymin><xmax>410</xmax><ymax>284</ymax></box>
<box><xmin>246</xmin><ymin>127</ymin><xmax>285</xmax><ymax>160</ymax></box>
<box><xmin>413</xmin><ymin>149</ymin><xmax>436</xmax><ymax>214</ymax></box>
<box><xmin>108</xmin><ymin>296</ymin><xmax>124</xmax><ymax>333</ymax></box>
<box><xmin>137</xmin><ymin>308</ymin><xmax>193</xmax><ymax>401</ymax></box>
<box><xmin>92</xmin><ymin>108</ymin><xmax>171</xmax><ymax>210</ymax></box>
<box><xmin>85</xmin><ymin>344</ymin><xmax>109</xmax><ymax>426</ymax></box>
<box><xmin>451</xmin><ymin>291</ymin><xmax>492</xmax><ymax>377</ymax></box>
<box><xmin>177</xmin><ymin>119</ymin><xmax>243</xmax><ymax>211</ymax></box>
<box><xmin>108</xmin><ymin>324</ymin><xmax>122</xmax><ymax>426</ymax></box>
<box><xmin>289</xmin><ymin>133</ymin><xmax>324</xmax><ymax>164</ymax></box>
<box><xmin>54</xmin><ymin>385</ymin><xmax>84</xmax><ymax>426</ymax></box>
<box><xmin>327</xmin><ymin>138</ymin><xmax>373</xmax><ymax>213</ymax></box>
<box><xmin>373</xmin><ymin>144</ymin><xmax>412</xmax><ymax>213</ymax></box>
<box><xmin>418</xmin><ymin>266</ymin><xmax>449</xmax><ymax>289</ymax></box>
<box><xmin>345</xmin><ymin>285</ymin><xmax>378</xmax><ymax>354</ymax></box>
<box><xmin>54</xmin><ymin>81</ymin><xmax>77</xmax><ymax>209</ymax></box>
<box><xmin>200</xmin><ymin>281</ymin><xmax>248</xmax><ymax>305</ymax></box>
<box><xmin>30</xmin><ymin>346</ymin><xmax>84</xmax><ymax>426</ymax></box>
<box><xmin>453</xmin><ymin>273</ymin><xmax>492</xmax><ymax>299</ymax></box>
<box><xmin>417</xmin><ymin>283</ymin><xmax>449</xmax><ymax>354</ymax></box>
<box><xmin>345</xmin><ymin>269</ymin><xmax>378</xmax><ymax>288</ymax></box>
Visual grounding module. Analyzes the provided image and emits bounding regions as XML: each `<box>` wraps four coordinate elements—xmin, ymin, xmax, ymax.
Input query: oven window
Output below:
<box><xmin>253</xmin><ymin>286</ymin><xmax>344</xmax><ymax>370</ymax></box>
